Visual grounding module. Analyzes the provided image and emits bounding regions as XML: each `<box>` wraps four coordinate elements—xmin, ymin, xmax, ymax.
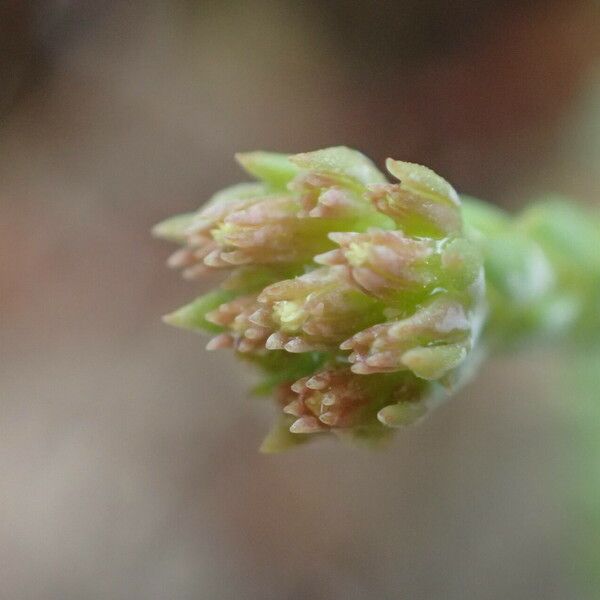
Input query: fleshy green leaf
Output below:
<box><xmin>518</xmin><ymin>199</ymin><xmax>600</xmax><ymax>275</ymax></box>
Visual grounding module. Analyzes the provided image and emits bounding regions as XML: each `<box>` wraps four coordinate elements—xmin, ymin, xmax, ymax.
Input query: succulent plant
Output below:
<box><xmin>154</xmin><ymin>147</ymin><xmax>600</xmax><ymax>451</ymax></box>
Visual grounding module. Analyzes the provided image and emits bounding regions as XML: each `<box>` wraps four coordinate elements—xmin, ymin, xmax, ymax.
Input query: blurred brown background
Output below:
<box><xmin>1</xmin><ymin>1</ymin><xmax>599</xmax><ymax>598</ymax></box>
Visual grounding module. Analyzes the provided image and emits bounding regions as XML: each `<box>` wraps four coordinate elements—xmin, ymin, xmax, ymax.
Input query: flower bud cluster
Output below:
<box><xmin>155</xmin><ymin>147</ymin><xmax>484</xmax><ymax>450</ymax></box>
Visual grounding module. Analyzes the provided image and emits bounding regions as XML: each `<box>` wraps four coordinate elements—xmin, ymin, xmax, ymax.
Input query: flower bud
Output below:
<box><xmin>282</xmin><ymin>367</ymin><xmax>436</xmax><ymax>441</ymax></box>
<box><xmin>315</xmin><ymin>229</ymin><xmax>437</xmax><ymax>300</ymax></box>
<box><xmin>340</xmin><ymin>297</ymin><xmax>472</xmax><ymax>379</ymax></box>
<box><xmin>285</xmin><ymin>368</ymin><xmax>375</xmax><ymax>431</ymax></box>
<box><xmin>256</xmin><ymin>266</ymin><xmax>384</xmax><ymax>352</ymax></box>
<box><xmin>204</xmin><ymin>295</ymin><xmax>269</xmax><ymax>354</ymax></box>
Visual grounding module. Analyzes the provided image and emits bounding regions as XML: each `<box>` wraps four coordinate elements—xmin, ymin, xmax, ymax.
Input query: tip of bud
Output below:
<box><xmin>290</xmin><ymin>416</ymin><xmax>324</xmax><ymax>434</ymax></box>
<box><xmin>265</xmin><ymin>332</ymin><xmax>286</xmax><ymax>350</ymax></box>
<box><xmin>206</xmin><ymin>334</ymin><xmax>234</xmax><ymax>351</ymax></box>
<box><xmin>283</xmin><ymin>399</ymin><xmax>305</xmax><ymax>417</ymax></box>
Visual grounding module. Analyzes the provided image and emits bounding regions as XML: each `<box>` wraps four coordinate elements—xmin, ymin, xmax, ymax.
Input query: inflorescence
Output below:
<box><xmin>154</xmin><ymin>147</ymin><xmax>486</xmax><ymax>450</ymax></box>
<box><xmin>154</xmin><ymin>147</ymin><xmax>600</xmax><ymax>451</ymax></box>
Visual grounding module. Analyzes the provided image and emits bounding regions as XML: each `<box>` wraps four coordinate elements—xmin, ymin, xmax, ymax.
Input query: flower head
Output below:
<box><xmin>154</xmin><ymin>147</ymin><xmax>485</xmax><ymax>451</ymax></box>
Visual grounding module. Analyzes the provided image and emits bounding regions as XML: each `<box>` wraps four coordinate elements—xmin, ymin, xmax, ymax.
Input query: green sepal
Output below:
<box><xmin>235</xmin><ymin>152</ymin><xmax>300</xmax><ymax>189</ymax></box>
<box><xmin>290</xmin><ymin>146</ymin><xmax>387</xmax><ymax>186</ymax></box>
<box><xmin>386</xmin><ymin>159</ymin><xmax>460</xmax><ymax>206</ymax></box>
<box><xmin>152</xmin><ymin>213</ymin><xmax>195</xmax><ymax>243</ymax></box>
<box><xmin>402</xmin><ymin>344</ymin><xmax>468</xmax><ymax>380</ymax></box>
<box><xmin>163</xmin><ymin>289</ymin><xmax>237</xmax><ymax>333</ymax></box>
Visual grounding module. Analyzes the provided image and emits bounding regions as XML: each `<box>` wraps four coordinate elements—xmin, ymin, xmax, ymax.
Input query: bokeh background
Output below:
<box><xmin>1</xmin><ymin>1</ymin><xmax>599</xmax><ymax>598</ymax></box>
